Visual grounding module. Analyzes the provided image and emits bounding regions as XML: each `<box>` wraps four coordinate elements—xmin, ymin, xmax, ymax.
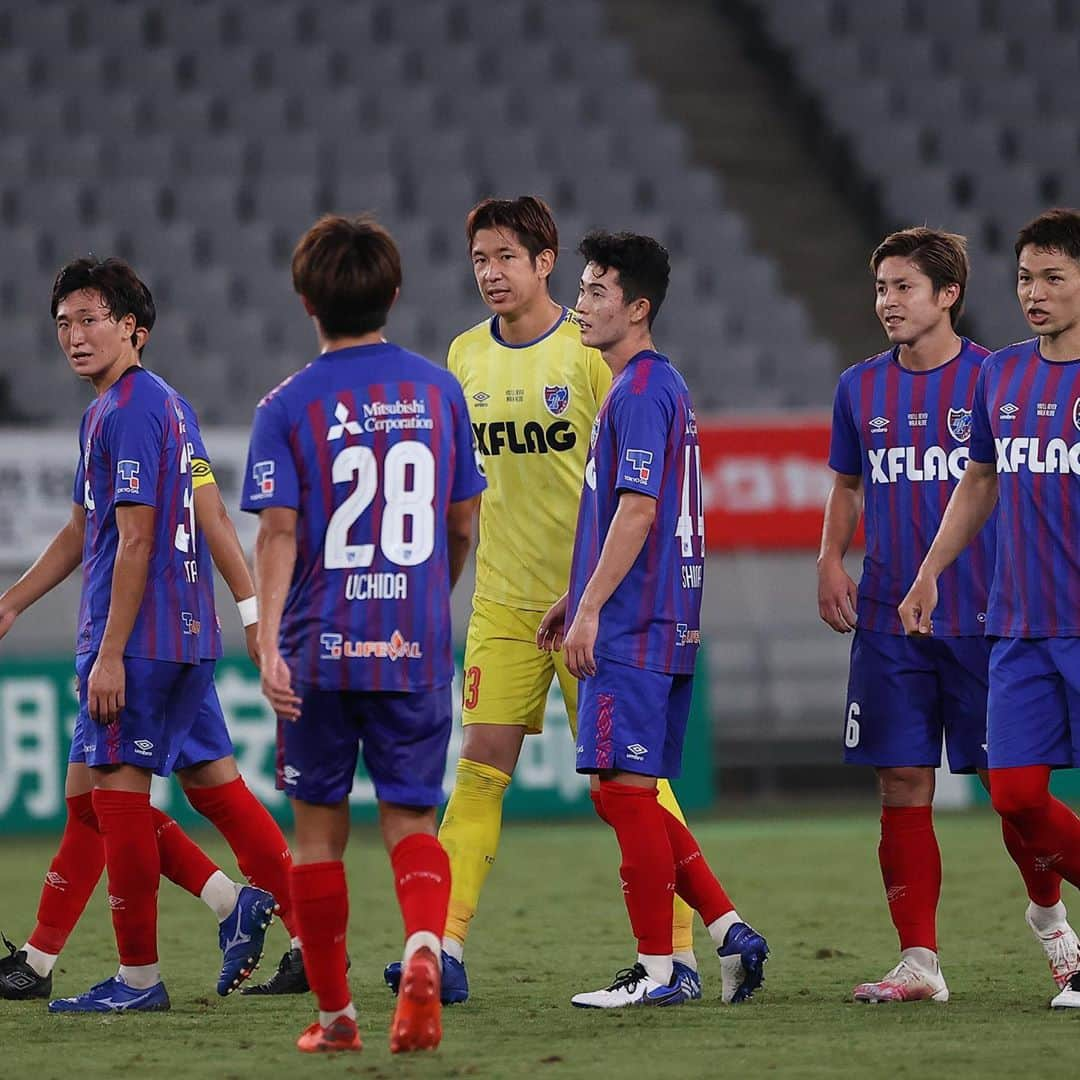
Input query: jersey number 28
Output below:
<box><xmin>324</xmin><ymin>443</ymin><xmax>435</xmax><ymax>569</ymax></box>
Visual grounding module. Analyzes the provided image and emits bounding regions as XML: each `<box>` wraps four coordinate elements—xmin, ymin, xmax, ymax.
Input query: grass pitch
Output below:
<box><xmin>1</xmin><ymin>809</ymin><xmax>1076</xmax><ymax>1078</ymax></box>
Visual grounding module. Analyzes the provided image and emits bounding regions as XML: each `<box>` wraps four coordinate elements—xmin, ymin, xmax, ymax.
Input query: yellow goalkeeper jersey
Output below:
<box><xmin>448</xmin><ymin>307</ymin><xmax>611</xmax><ymax>611</ymax></box>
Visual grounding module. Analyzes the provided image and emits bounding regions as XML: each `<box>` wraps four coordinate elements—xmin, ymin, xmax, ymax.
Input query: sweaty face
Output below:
<box><xmin>1017</xmin><ymin>245</ymin><xmax>1080</xmax><ymax>340</ymax></box>
<box><xmin>576</xmin><ymin>262</ymin><xmax>633</xmax><ymax>352</ymax></box>
<box><xmin>874</xmin><ymin>256</ymin><xmax>957</xmax><ymax>345</ymax></box>
<box><xmin>55</xmin><ymin>289</ymin><xmax>136</xmax><ymax>382</ymax></box>
<box><xmin>470</xmin><ymin>227</ymin><xmax>548</xmax><ymax>318</ymax></box>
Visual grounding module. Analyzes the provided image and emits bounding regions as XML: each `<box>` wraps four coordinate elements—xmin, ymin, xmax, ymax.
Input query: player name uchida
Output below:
<box><xmin>867</xmin><ymin>445</ymin><xmax>969</xmax><ymax>484</ymax></box>
<box><xmin>994</xmin><ymin>436</ymin><xmax>1080</xmax><ymax>474</ymax></box>
<box><xmin>344</xmin><ymin>572</ymin><xmax>409</xmax><ymax>601</ymax></box>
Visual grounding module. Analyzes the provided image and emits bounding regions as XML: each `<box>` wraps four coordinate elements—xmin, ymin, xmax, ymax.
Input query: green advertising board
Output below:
<box><xmin>0</xmin><ymin>653</ymin><xmax>713</xmax><ymax>835</ymax></box>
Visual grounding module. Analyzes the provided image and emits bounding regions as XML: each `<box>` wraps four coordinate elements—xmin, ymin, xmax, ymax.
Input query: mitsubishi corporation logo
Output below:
<box><xmin>327</xmin><ymin>401</ymin><xmax>362</xmax><ymax>441</ymax></box>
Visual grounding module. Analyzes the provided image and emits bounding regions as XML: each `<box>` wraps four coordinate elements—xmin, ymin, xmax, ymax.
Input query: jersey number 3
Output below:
<box><xmin>324</xmin><ymin>443</ymin><xmax>436</xmax><ymax>569</ymax></box>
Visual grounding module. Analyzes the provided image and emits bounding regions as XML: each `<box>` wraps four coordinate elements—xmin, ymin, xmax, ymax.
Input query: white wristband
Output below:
<box><xmin>237</xmin><ymin>596</ymin><xmax>258</xmax><ymax>627</ymax></box>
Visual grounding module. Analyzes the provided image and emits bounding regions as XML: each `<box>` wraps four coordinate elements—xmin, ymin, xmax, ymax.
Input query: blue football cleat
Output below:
<box><xmin>49</xmin><ymin>975</ymin><xmax>170</xmax><ymax>1013</ymax></box>
<box><xmin>217</xmin><ymin>885</ymin><xmax>275</xmax><ymax>996</ymax></box>
<box><xmin>673</xmin><ymin>960</ymin><xmax>703</xmax><ymax>1000</ymax></box>
<box><xmin>717</xmin><ymin>922</ymin><xmax>769</xmax><ymax>1003</ymax></box>
<box><xmin>571</xmin><ymin>963</ymin><xmax>694</xmax><ymax>1008</ymax></box>
<box><xmin>384</xmin><ymin>950</ymin><xmax>469</xmax><ymax>1004</ymax></box>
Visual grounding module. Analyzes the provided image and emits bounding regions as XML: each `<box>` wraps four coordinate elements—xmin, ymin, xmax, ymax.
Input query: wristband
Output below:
<box><xmin>237</xmin><ymin>596</ymin><xmax>258</xmax><ymax>627</ymax></box>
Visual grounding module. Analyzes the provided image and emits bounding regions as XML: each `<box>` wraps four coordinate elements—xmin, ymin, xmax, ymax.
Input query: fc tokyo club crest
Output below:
<box><xmin>946</xmin><ymin>407</ymin><xmax>972</xmax><ymax>443</ymax></box>
<box><xmin>543</xmin><ymin>384</ymin><xmax>570</xmax><ymax>416</ymax></box>
<box><xmin>1073</xmin><ymin>397</ymin><xmax>1080</xmax><ymax>432</ymax></box>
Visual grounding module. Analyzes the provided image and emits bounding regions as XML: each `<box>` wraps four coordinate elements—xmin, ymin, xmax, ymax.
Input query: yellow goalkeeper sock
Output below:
<box><xmin>657</xmin><ymin>778</ymin><xmax>697</xmax><ymax>956</ymax></box>
<box><xmin>439</xmin><ymin>757</ymin><xmax>512</xmax><ymax>949</ymax></box>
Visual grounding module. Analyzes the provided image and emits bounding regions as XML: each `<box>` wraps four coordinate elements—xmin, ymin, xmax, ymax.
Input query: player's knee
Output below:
<box><xmin>989</xmin><ymin>767</ymin><xmax>1051</xmax><ymax>820</ymax></box>
<box><xmin>877</xmin><ymin>766</ymin><xmax>934</xmax><ymax>806</ymax></box>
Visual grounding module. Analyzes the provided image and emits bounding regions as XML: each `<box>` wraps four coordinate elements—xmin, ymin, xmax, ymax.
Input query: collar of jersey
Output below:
<box><xmin>888</xmin><ymin>337</ymin><xmax>969</xmax><ymax>376</ymax></box>
<box><xmin>316</xmin><ymin>342</ymin><xmax>394</xmax><ymax>362</ymax></box>
<box><xmin>627</xmin><ymin>349</ymin><xmax>670</xmax><ymax>366</ymax></box>
<box><xmin>1033</xmin><ymin>339</ymin><xmax>1080</xmax><ymax>366</ymax></box>
<box><xmin>489</xmin><ymin>306</ymin><xmax>567</xmax><ymax>349</ymax></box>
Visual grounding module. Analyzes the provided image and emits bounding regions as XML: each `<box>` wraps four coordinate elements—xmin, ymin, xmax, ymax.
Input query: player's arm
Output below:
<box><xmin>0</xmin><ymin>502</ymin><xmax>86</xmax><ymax>640</ymax></box>
<box><xmin>563</xmin><ymin>491</ymin><xmax>657</xmax><ymax>678</ymax></box>
<box><xmin>91</xmin><ymin>502</ymin><xmax>156</xmax><ymax>724</ymax></box>
<box><xmin>253</xmin><ymin>506</ymin><xmax>301</xmax><ymax>719</ymax></box>
<box><xmin>899</xmin><ymin>459</ymin><xmax>998</xmax><ymax>635</ymax></box>
<box><xmin>817</xmin><ymin>471</ymin><xmax>862</xmax><ymax>633</ymax></box>
<box><xmin>447</xmin><ymin>495</ymin><xmax>480</xmax><ymax>588</ymax></box>
<box><xmin>193</xmin><ymin>481</ymin><xmax>259</xmax><ymax>663</ymax></box>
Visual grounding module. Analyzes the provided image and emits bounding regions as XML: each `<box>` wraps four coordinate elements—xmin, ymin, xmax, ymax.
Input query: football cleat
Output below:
<box><xmin>1051</xmin><ymin>970</ymin><xmax>1080</xmax><ymax>1009</ymax></box>
<box><xmin>296</xmin><ymin>1016</ymin><xmax>362</xmax><ymax>1053</ymax></box>
<box><xmin>673</xmin><ymin>960</ymin><xmax>702</xmax><ymax>1000</ymax></box>
<box><xmin>0</xmin><ymin>934</ymin><xmax>51</xmax><ymax>1000</ymax></box>
<box><xmin>384</xmin><ymin>950</ymin><xmax>469</xmax><ymax>1004</ymax></box>
<box><xmin>1025</xmin><ymin>906</ymin><xmax>1080</xmax><ymax>990</ymax></box>
<box><xmin>717</xmin><ymin>922</ymin><xmax>769</xmax><ymax>1003</ymax></box>
<box><xmin>48</xmin><ymin>975</ymin><xmax>170</xmax><ymax>1013</ymax></box>
<box><xmin>571</xmin><ymin>963</ymin><xmax>693</xmax><ymax>1008</ymax></box>
<box><xmin>241</xmin><ymin>947</ymin><xmax>308</xmax><ymax>995</ymax></box>
<box><xmin>217</xmin><ymin>885</ymin><xmax>275</xmax><ymax>996</ymax></box>
<box><xmin>389</xmin><ymin>947</ymin><xmax>442</xmax><ymax>1053</ymax></box>
<box><xmin>852</xmin><ymin>958</ymin><xmax>949</xmax><ymax>1004</ymax></box>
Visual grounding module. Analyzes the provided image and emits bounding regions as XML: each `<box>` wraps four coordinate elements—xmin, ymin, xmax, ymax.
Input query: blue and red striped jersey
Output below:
<box><xmin>241</xmin><ymin>342</ymin><xmax>486</xmax><ymax>691</ymax></box>
<box><xmin>72</xmin><ymin>366</ymin><xmax>202</xmax><ymax>663</ymax></box>
<box><xmin>825</xmin><ymin>341</ymin><xmax>993</xmax><ymax>635</ymax></box>
<box><xmin>970</xmin><ymin>338</ymin><xmax>1080</xmax><ymax>638</ymax></box>
<box><xmin>829</xmin><ymin>339</ymin><xmax>996</xmax><ymax>636</ymax></box>
<box><xmin>567</xmin><ymin>350</ymin><xmax>704</xmax><ymax>675</ymax></box>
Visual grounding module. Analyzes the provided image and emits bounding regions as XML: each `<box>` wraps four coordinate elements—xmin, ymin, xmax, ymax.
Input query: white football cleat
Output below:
<box><xmin>1050</xmin><ymin>972</ymin><xmax>1080</xmax><ymax>1009</ymax></box>
<box><xmin>852</xmin><ymin>957</ymin><xmax>949</xmax><ymax>1004</ymax></box>
<box><xmin>571</xmin><ymin>963</ymin><xmax>692</xmax><ymax>1009</ymax></box>
<box><xmin>1025</xmin><ymin>904</ymin><xmax>1080</xmax><ymax>990</ymax></box>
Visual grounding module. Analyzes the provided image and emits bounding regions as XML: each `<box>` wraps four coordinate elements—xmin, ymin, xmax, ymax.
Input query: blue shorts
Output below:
<box><xmin>69</xmin><ymin>653</ymin><xmax>212</xmax><ymax>777</ymax></box>
<box><xmin>172</xmin><ymin>663</ymin><xmax>235</xmax><ymax>771</ymax></box>
<box><xmin>843</xmin><ymin>630</ymin><xmax>989</xmax><ymax>774</ymax></box>
<box><xmin>576</xmin><ymin>654</ymin><xmax>693</xmax><ymax>778</ymax></box>
<box><xmin>987</xmin><ymin>637</ymin><xmax>1080</xmax><ymax>769</ymax></box>
<box><xmin>278</xmin><ymin>683</ymin><xmax>452</xmax><ymax>807</ymax></box>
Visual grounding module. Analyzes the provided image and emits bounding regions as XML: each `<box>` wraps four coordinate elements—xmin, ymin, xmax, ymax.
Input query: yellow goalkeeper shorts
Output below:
<box><xmin>461</xmin><ymin>595</ymin><xmax>578</xmax><ymax>735</ymax></box>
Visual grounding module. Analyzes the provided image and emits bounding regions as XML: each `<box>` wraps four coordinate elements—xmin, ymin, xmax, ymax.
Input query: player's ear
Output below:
<box><xmin>629</xmin><ymin>297</ymin><xmax>651</xmax><ymax>326</ymax></box>
<box><xmin>300</xmin><ymin>294</ymin><xmax>317</xmax><ymax>317</ymax></box>
<box><xmin>387</xmin><ymin>285</ymin><xmax>400</xmax><ymax>311</ymax></box>
<box><xmin>939</xmin><ymin>282</ymin><xmax>960</xmax><ymax>314</ymax></box>
<box><xmin>535</xmin><ymin>248</ymin><xmax>556</xmax><ymax>283</ymax></box>
<box><xmin>133</xmin><ymin>325</ymin><xmax>150</xmax><ymax>352</ymax></box>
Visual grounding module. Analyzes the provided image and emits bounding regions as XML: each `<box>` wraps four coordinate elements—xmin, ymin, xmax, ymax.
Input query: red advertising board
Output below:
<box><xmin>700</xmin><ymin>413</ymin><xmax>861</xmax><ymax>550</ymax></box>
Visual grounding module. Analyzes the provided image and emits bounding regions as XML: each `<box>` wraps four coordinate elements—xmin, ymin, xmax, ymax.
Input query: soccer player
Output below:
<box><xmin>900</xmin><ymin>208</ymin><xmax>1080</xmax><ymax>1009</ymax></box>
<box><xmin>538</xmin><ymin>231</ymin><xmax>768</xmax><ymax>1008</ymax></box>
<box><xmin>384</xmin><ymin>196</ymin><xmax>701</xmax><ymax>1004</ymax></box>
<box><xmin>820</xmin><ymin>227</ymin><xmax>1078</xmax><ymax>1003</ymax></box>
<box><xmin>0</xmin><ymin>259</ymin><xmax>283</xmax><ymax>1007</ymax></box>
<box><xmin>244</xmin><ymin>215</ymin><xmax>484</xmax><ymax>1053</ymax></box>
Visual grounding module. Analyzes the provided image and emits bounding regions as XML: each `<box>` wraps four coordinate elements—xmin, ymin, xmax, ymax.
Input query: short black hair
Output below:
<box><xmin>50</xmin><ymin>257</ymin><xmax>156</xmax><ymax>350</ymax></box>
<box><xmin>1015</xmin><ymin>208</ymin><xmax>1080</xmax><ymax>263</ymax></box>
<box><xmin>577</xmin><ymin>231</ymin><xmax>670</xmax><ymax>327</ymax></box>
<box><xmin>871</xmin><ymin>227</ymin><xmax>969</xmax><ymax>328</ymax></box>
<box><xmin>466</xmin><ymin>196</ymin><xmax>559</xmax><ymax>265</ymax></box>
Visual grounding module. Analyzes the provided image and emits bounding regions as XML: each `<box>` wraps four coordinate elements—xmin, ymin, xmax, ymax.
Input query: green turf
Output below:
<box><xmin>1</xmin><ymin>810</ymin><xmax>1076</xmax><ymax>1078</ymax></box>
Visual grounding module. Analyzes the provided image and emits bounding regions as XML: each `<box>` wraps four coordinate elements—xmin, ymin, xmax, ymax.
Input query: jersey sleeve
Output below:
<box><xmin>827</xmin><ymin>377</ymin><xmax>861</xmax><ymax>476</ymax></box>
<box><xmin>103</xmin><ymin>394</ymin><xmax>165</xmax><ymax>508</ymax></box>
<box><xmin>448</xmin><ymin>376</ymin><xmax>487</xmax><ymax>503</ymax></box>
<box><xmin>588</xmin><ymin>348</ymin><xmax>612</xmax><ymax>406</ymax></box>
<box><xmin>241</xmin><ymin>395</ymin><xmax>299</xmax><ymax>511</ymax></box>
<box><xmin>969</xmin><ymin>365</ymin><xmax>995</xmax><ymax>464</ymax></box>
<box><xmin>179</xmin><ymin>397</ymin><xmax>216</xmax><ymax>489</ymax></box>
<box><xmin>611</xmin><ymin>385</ymin><xmax>672</xmax><ymax>500</ymax></box>
<box><xmin>72</xmin><ymin>415</ymin><xmax>87</xmax><ymax>505</ymax></box>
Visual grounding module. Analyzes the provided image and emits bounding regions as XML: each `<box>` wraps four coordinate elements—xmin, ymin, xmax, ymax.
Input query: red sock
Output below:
<box><xmin>1001</xmin><ymin>817</ymin><xmax>1063</xmax><ymax>907</ymax></box>
<box><xmin>185</xmin><ymin>777</ymin><xmax>295</xmax><ymax>935</ymax></box>
<box><xmin>599</xmin><ymin>781</ymin><xmax>675</xmax><ymax>957</ymax></box>
<box><xmin>28</xmin><ymin>793</ymin><xmax>105</xmax><ymax>956</ymax></box>
<box><xmin>660</xmin><ymin>808</ymin><xmax>735</xmax><ymax>925</ymax></box>
<box><xmin>92</xmin><ymin>788</ymin><xmax>160</xmax><ymax>966</ymax></box>
<box><xmin>879</xmin><ymin>805</ymin><xmax>940</xmax><ymax>952</ymax></box>
<box><xmin>152</xmin><ymin>808</ymin><xmax>219</xmax><ymax>898</ymax></box>
<box><xmin>291</xmin><ymin>861</ymin><xmax>349</xmax><ymax>1012</ymax></box>
<box><xmin>391</xmin><ymin>833</ymin><xmax>451</xmax><ymax>942</ymax></box>
<box><xmin>991</xmin><ymin>766</ymin><xmax>1080</xmax><ymax>889</ymax></box>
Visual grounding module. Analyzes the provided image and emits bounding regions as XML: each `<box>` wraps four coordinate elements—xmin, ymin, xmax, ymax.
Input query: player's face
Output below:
<box><xmin>55</xmin><ymin>289</ymin><xmax>137</xmax><ymax>381</ymax></box>
<box><xmin>874</xmin><ymin>256</ymin><xmax>955</xmax><ymax>345</ymax></box>
<box><xmin>576</xmin><ymin>262</ymin><xmax>635</xmax><ymax>351</ymax></box>
<box><xmin>1017</xmin><ymin>245</ymin><xmax>1080</xmax><ymax>338</ymax></box>
<box><xmin>470</xmin><ymin>227</ymin><xmax>549</xmax><ymax>316</ymax></box>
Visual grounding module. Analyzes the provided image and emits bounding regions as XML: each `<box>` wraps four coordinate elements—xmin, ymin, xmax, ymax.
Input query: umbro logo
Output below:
<box><xmin>134</xmin><ymin>739</ymin><xmax>154</xmax><ymax>756</ymax></box>
<box><xmin>868</xmin><ymin>416</ymin><xmax>889</xmax><ymax>433</ymax></box>
<box><xmin>999</xmin><ymin>402</ymin><xmax>1019</xmax><ymax>420</ymax></box>
<box><xmin>282</xmin><ymin>765</ymin><xmax>301</xmax><ymax>784</ymax></box>
<box><xmin>626</xmin><ymin>743</ymin><xmax>649</xmax><ymax>761</ymax></box>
